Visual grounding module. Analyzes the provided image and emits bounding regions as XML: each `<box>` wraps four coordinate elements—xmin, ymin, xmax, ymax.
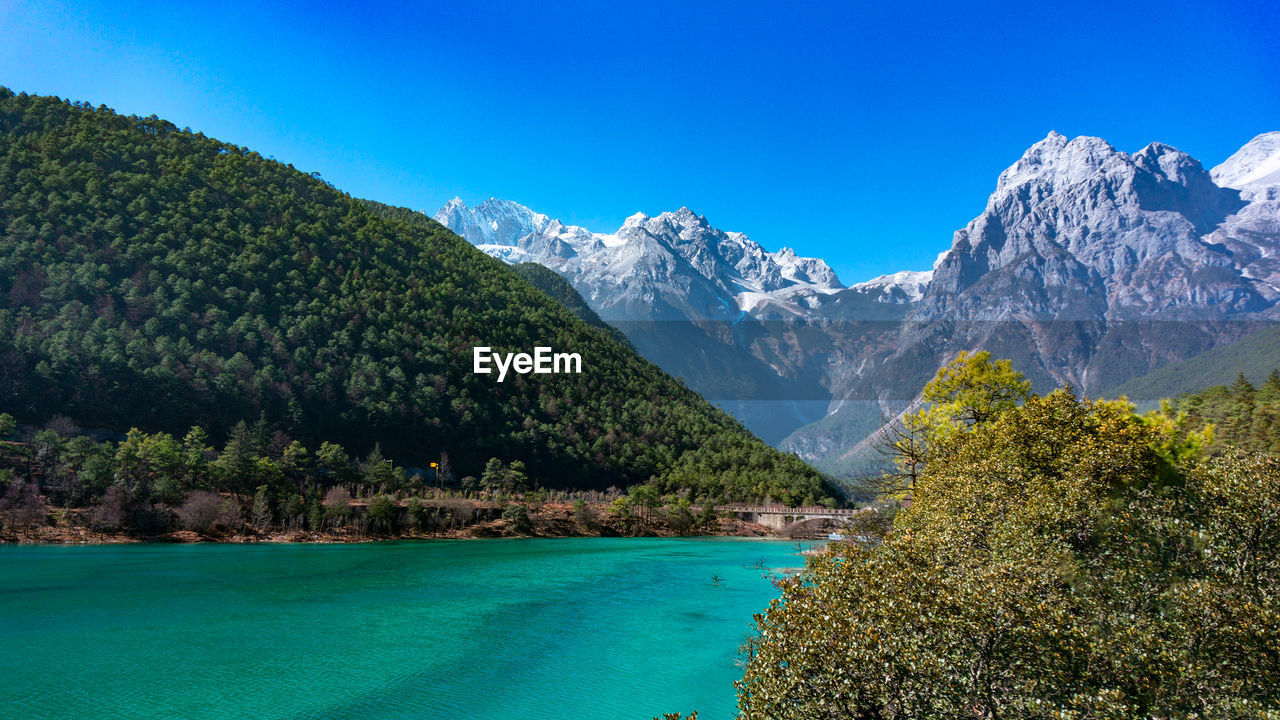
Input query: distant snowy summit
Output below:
<box><xmin>1213</xmin><ymin>131</ymin><xmax>1280</xmax><ymax>194</ymax></box>
<box><xmin>436</xmin><ymin>129</ymin><xmax>1280</xmax><ymax>326</ymax></box>
<box><xmin>847</xmin><ymin>269</ymin><xmax>935</xmax><ymax>303</ymax></box>
<box><xmin>435</xmin><ymin>199</ymin><xmax>848</xmax><ymax>320</ymax></box>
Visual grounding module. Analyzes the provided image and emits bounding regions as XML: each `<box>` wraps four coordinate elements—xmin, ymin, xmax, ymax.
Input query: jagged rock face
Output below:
<box><xmin>435</xmin><ymin>131</ymin><xmax>1280</xmax><ymax>474</ymax></box>
<box><xmin>782</xmin><ymin>131</ymin><xmax>1280</xmax><ymax>474</ymax></box>
<box><xmin>924</xmin><ymin>132</ymin><xmax>1256</xmax><ymax>320</ymax></box>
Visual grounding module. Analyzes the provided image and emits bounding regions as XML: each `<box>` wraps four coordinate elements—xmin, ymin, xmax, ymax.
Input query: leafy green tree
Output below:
<box><xmin>665</xmin><ymin>498</ymin><xmax>694</xmax><ymax>535</ymax></box>
<box><xmin>279</xmin><ymin>440</ymin><xmax>309</xmax><ymax>476</ymax></box>
<box><xmin>501</xmin><ymin>503</ymin><xmax>533</xmax><ymax>535</ymax></box>
<box><xmin>738</xmin><ymin>380</ymin><xmax>1280</xmax><ymax>718</ymax></box>
<box><xmin>31</xmin><ymin>429</ymin><xmax>65</xmax><ymax>478</ymax></box>
<box><xmin>1164</xmin><ymin>366</ymin><xmax>1280</xmax><ymax>456</ymax></box>
<box><xmin>181</xmin><ymin>426</ymin><xmax>215</xmax><ymax>488</ymax></box>
<box><xmin>307</xmin><ymin>500</ymin><xmax>324</xmax><ymax>532</ymax></box>
<box><xmin>281</xmin><ymin>493</ymin><xmax>306</xmax><ymax>529</ymax></box>
<box><xmin>365</xmin><ymin>493</ymin><xmax>396</xmax><ymax>533</ymax></box>
<box><xmin>1232</xmin><ymin>372</ymin><xmax>1257</xmax><ymax>403</ymax></box>
<box><xmin>217</xmin><ymin>421</ymin><xmax>257</xmax><ymax>494</ymax></box>
<box><xmin>459</xmin><ymin>475</ymin><xmax>478</xmax><ymax>497</ymax></box>
<box><xmin>697</xmin><ymin>501</ymin><xmax>720</xmax><ymax>532</ymax></box>
<box><xmin>114</xmin><ymin>428</ymin><xmax>184</xmax><ymax>503</ymax></box>
<box><xmin>360</xmin><ymin>443</ymin><xmax>394</xmax><ymax>486</ymax></box>
<box><xmin>0</xmin><ymin>413</ymin><xmax>15</xmax><ymax>439</ymax></box>
<box><xmin>49</xmin><ymin>436</ymin><xmax>109</xmax><ymax>506</ymax></box>
<box><xmin>609</xmin><ymin>496</ymin><xmax>632</xmax><ymax>526</ymax></box>
<box><xmin>570</xmin><ymin>498</ymin><xmax>596</xmax><ymax>531</ymax></box>
<box><xmin>628</xmin><ymin>483</ymin><xmax>661</xmax><ymax>528</ymax></box>
<box><xmin>525</xmin><ymin>487</ymin><xmax>549</xmax><ymax>512</ymax></box>
<box><xmin>907</xmin><ymin>349</ymin><xmax>1031</xmax><ymax>449</ymax></box>
<box><xmin>316</xmin><ymin>441</ymin><xmax>356</xmax><ymax>485</ymax></box>
<box><xmin>878</xmin><ymin>350</ymin><xmax>1033</xmax><ymax>495</ymax></box>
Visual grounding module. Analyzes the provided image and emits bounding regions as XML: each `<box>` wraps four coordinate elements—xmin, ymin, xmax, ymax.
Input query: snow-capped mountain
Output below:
<box><xmin>435</xmin><ymin>197</ymin><xmax>557</xmax><ymax>247</ymax></box>
<box><xmin>920</xmin><ymin>131</ymin><xmax>1265</xmax><ymax>319</ymax></box>
<box><xmin>436</xmin><ymin>130</ymin><xmax>1280</xmax><ymax>475</ymax></box>
<box><xmin>435</xmin><ymin>200</ymin><xmax>843</xmax><ymax>321</ymax></box>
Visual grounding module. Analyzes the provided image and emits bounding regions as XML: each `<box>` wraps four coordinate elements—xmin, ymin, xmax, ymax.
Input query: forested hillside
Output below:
<box><xmin>1167</xmin><ymin>370</ymin><xmax>1280</xmax><ymax>454</ymax></box>
<box><xmin>0</xmin><ymin>88</ymin><xmax>832</xmax><ymax>502</ymax></box>
<box><xmin>1104</xmin><ymin>325</ymin><xmax>1280</xmax><ymax>409</ymax></box>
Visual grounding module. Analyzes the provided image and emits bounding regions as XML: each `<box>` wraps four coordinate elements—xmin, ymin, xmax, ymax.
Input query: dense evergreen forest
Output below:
<box><xmin>1166</xmin><ymin>370</ymin><xmax>1280</xmax><ymax>454</ymax></box>
<box><xmin>0</xmin><ymin>88</ymin><xmax>833</xmax><ymax>504</ymax></box>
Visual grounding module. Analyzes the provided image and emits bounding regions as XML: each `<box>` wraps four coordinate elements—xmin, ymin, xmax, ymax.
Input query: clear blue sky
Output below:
<box><xmin>2</xmin><ymin>0</ymin><xmax>1277</xmax><ymax>283</ymax></box>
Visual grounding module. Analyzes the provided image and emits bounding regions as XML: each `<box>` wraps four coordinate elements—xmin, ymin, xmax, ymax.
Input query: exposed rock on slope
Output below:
<box><xmin>439</xmin><ymin>131</ymin><xmax>1280</xmax><ymax>475</ymax></box>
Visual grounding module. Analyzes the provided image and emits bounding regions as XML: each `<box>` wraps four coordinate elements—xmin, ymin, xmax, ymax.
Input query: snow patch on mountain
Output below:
<box><xmin>473</xmin><ymin>244</ymin><xmax>537</xmax><ymax>264</ymax></box>
<box><xmin>1212</xmin><ymin>132</ymin><xmax>1280</xmax><ymax>193</ymax></box>
<box><xmin>849</xmin><ymin>270</ymin><xmax>934</xmax><ymax>302</ymax></box>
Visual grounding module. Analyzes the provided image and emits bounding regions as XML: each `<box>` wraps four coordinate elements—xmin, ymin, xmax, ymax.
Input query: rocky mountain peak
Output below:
<box><xmin>926</xmin><ymin>132</ymin><xmax>1253</xmax><ymax>317</ymax></box>
<box><xmin>623</xmin><ymin>211</ymin><xmax>650</xmax><ymax>228</ymax></box>
<box><xmin>849</xmin><ymin>269</ymin><xmax>934</xmax><ymax>303</ymax></box>
<box><xmin>993</xmin><ymin>132</ymin><xmax>1126</xmax><ymax>198</ymax></box>
<box><xmin>1133</xmin><ymin>142</ymin><xmax>1205</xmax><ymax>185</ymax></box>
<box><xmin>434</xmin><ymin>130</ymin><xmax>1280</xmax><ymax>473</ymax></box>
<box><xmin>647</xmin><ymin>207</ymin><xmax>713</xmax><ymax>238</ymax></box>
<box><xmin>432</xmin><ymin>197</ymin><xmax>553</xmax><ymax>247</ymax></box>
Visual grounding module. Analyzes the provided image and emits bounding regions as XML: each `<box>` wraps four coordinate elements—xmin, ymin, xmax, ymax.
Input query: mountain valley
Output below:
<box><xmin>439</xmin><ymin>131</ymin><xmax>1280</xmax><ymax>476</ymax></box>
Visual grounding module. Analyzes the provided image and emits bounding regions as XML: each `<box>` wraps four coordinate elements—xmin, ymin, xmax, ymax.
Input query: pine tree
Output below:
<box><xmin>218</xmin><ymin>421</ymin><xmax>257</xmax><ymax>494</ymax></box>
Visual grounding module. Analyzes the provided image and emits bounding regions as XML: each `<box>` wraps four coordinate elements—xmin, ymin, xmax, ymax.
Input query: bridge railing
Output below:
<box><xmin>719</xmin><ymin>505</ymin><xmax>865</xmax><ymax>515</ymax></box>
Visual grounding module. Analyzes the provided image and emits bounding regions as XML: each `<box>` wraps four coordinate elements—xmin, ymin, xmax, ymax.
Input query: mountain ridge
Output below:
<box><xmin>438</xmin><ymin>129</ymin><xmax>1280</xmax><ymax>475</ymax></box>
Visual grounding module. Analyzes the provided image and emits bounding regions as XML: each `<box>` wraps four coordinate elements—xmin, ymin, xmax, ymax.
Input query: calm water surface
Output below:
<box><xmin>0</xmin><ymin>537</ymin><xmax>807</xmax><ymax>720</ymax></box>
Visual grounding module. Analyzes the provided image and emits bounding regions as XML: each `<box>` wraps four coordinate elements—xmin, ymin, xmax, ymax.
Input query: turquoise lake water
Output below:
<box><xmin>0</xmin><ymin>537</ymin><xmax>807</xmax><ymax>720</ymax></box>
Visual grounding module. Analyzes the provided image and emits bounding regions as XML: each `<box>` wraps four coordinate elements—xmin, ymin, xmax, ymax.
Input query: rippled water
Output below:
<box><xmin>0</xmin><ymin>538</ymin><xmax>806</xmax><ymax>720</ymax></box>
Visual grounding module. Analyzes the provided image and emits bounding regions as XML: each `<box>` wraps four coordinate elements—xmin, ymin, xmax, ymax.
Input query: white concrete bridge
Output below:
<box><xmin>720</xmin><ymin>505</ymin><xmax>866</xmax><ymax>532</ymax></box>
